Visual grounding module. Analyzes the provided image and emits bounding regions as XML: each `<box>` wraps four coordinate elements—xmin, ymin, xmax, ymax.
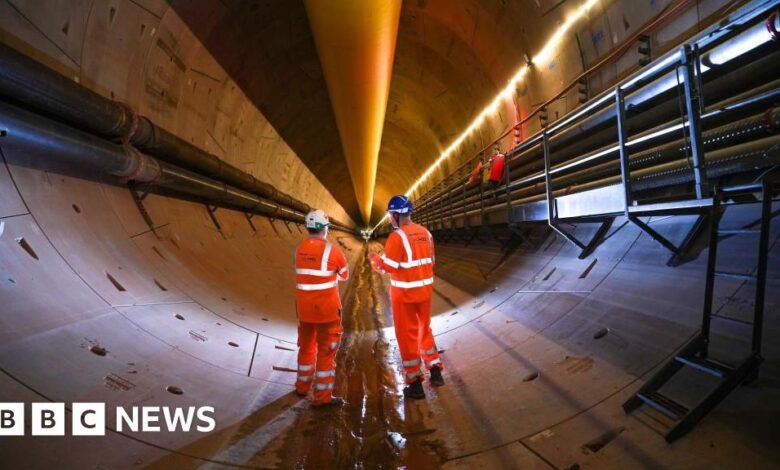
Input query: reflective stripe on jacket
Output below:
<box><xmin>295</xmin><ymin>237</ymin><xmax>348</xmax><ymax>322</ymax></box>
<box><xmin>380</xmin><ymin>223</ymin><xmax>435</xmax><ymax>303</ymax></box>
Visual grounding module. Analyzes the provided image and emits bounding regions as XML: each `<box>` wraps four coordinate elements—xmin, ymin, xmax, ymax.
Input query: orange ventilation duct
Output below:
<box><xmin>304</xmin><ymin>0</ymin><xmax>402</xmax><ymax>225</ymax></box>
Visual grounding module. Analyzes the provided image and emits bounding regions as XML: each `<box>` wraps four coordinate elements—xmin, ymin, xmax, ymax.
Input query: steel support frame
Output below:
<box><xmin>615</xmin><ymin>73</ymin><xmax>710</xmax><ymax>264</ymax></box>
<box><xmin>128</xmin><ymin>182</ymin><xmax>156</xmax><ymax>235</ymax></box>
<box><xmin>542</xmin><ymin>132</ymin><xmax>612</xmax><ymax>258</ymax></box>
<box><xmin>245</xmin><ymin>212</ymin><xmax>257</xmax><ymax>232</ymax></box>
<box><xmin>206</xmin><ymin>204</ymin><xmax>222</xmax><ymax>232</ymax></box>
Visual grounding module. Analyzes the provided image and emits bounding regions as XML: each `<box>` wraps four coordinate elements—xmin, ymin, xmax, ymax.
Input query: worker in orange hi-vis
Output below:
<box><xmin>368</xmin><ymin>195</ymin><xmax>444</xmax><ymax>400</ymax></box>
<box><xmin>487</xmin><ymin>144</ymin><xmax>506</xmax><ymax>200</ymax></box>
<box><xmin>294</xmin><ymin>209</ymin><xmax>349</xmax><ymax>407</ymax></box>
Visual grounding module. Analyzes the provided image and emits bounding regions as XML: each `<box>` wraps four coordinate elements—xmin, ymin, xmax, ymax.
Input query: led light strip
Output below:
<box><xmin>371</xmin><ymin>0</ymin><xmax>600</xmax><ymax>232</ymax></box>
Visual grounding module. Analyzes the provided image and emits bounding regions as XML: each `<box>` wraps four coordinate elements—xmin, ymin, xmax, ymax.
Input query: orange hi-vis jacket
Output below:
<box><xmin>379</xmin><ymin>223</ymin><xmax>435</xmax><ymax>303</ymax></box>
<box><xmin>294</xmin><ymin>237</ymin><xmax>348</xmax><ymax>323</ymax></box>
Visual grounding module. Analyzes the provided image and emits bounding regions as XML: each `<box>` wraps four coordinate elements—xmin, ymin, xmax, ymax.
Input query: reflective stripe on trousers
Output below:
<box><xmin>315</xmin><ymin>370</ymin><xmax>336</xmax><ymax>378</ymax></box>
<box><xmin>402</xmin><ymin>357</ymin><xmax>421</xmax><ymax>367</ymax></box>
<box><xmin>314</xmin><ymin>382</ymin><xmax>335</xmax><ymax>391</ymax></box>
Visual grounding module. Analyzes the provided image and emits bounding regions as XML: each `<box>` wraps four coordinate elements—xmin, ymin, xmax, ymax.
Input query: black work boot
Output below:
<box><xmin>429</xmin><ymin>365</ymin><xmax>445</xmax><ymax>387</ymax></box>
<box><xmin>403</xmin><ymin>378</ymin><xmax>425</xmax><ymax>399</ymax></box>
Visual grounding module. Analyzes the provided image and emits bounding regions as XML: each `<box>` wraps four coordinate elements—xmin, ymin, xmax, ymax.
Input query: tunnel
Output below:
<box><xmin>0</xmin><ymin>0</ymin><xmax>779</xmax><ymax>468</ymax></box>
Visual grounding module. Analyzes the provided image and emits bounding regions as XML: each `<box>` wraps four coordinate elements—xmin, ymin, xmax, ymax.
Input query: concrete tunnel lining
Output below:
<box><xmin>1</xmin><ymin>0</ymin><xmax>780</xmax><ymax>468</ymax></box>
<box><xmin>2</xmin><ymin>147</ymin><xmax>778</xmax><ymax>466</ymax></box>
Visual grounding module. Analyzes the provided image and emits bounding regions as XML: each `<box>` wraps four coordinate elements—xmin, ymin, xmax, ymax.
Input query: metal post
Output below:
<box><xmin>615</xmin><ymin>86</ymin><xmax>632</xmax><ymax>214</ymax></box>
<box><xmin>701</xmin><ymin>191</ymin><xmax>720</xmax><ymax>357</ymax></box>
<box><xmin>448</xmin><ymin>186</ymin><xmax>454</xmax><ymax>231</ymax></box>
<box><xmin>462</xmin><ymin>174</ymin><xmax>468</xmax><ymax>230</ymax></box>
<box><xmin>438</xmin><ymin>186</ymin><xmax>444</xmax><ymax>230</ymax></box>
<box><xmin>504</xmin><ymin>150</ymin><xmax>513</xmax><ymax>224</ymax></box>
<box><xmin>543</xmin><ymin>133</ymin><xmax>555</xmax><ymax>224</ymax></box>
<box><xmin>543</xmin><ymin>132</ymin><xmax>587</xmax><ymax>251</ymax></box>
<box><xmin>753</xmin><ymin>180</ymin><xmax>771</xmax><ymax>357</ymax></box>
<box><xmin>681</xmin><ymin>44</ymin><xmax>707</xmax><ymax>199</ymax></box>
<box><xmin>478</xmin><ymin>161</ymin><xmax>486</xmax><ymax>226</ymax></box>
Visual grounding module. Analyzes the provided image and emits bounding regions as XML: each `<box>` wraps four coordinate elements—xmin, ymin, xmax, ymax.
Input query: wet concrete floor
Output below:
<box><xmin>265</xmin><ymin>248</ymin><xmax>445</xmax><ymax>469</ymax></box>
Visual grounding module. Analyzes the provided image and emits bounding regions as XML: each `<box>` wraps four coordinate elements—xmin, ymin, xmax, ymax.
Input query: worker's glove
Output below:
<box><xmin>367</xmin><ymin>251</ymin><xmax>386</xmax><ymax>274</ymax></box>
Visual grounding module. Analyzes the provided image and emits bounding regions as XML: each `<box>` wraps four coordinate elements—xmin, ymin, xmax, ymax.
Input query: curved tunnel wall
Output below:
<box><xmin>1</xmin><ymin>0</ymin><xmax>779</xmax><ymax>468</ymax></box>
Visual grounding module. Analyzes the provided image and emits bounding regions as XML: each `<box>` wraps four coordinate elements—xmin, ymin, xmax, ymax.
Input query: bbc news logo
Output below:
<box><xmin>0</xmin><ymin>403</ymin><xmax>216</xmax><ymax>436</ymax></box>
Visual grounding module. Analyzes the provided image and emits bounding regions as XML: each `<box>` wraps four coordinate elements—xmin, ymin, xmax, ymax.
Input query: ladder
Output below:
<box><xmin>623</xmin><ymin>179</ymin><xmax>775</xmax><ymax>442</ymax></box>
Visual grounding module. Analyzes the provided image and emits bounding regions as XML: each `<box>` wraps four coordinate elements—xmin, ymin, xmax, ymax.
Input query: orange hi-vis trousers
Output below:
<box><xmin>392</xmin><ymin>298</ymin><xmax>442</xmax><ymax>383</ymax></box>
<box><xmin>296</xmin><ymin>320</ymin><xmax>342</xmax><ymax>404</ymax></box>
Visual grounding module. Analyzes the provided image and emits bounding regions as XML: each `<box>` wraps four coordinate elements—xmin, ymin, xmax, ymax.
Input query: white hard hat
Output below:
<box><xmin>305</xmin><ymin>209</ymin><xmax>330</xmax><ymax>230</ymax></box>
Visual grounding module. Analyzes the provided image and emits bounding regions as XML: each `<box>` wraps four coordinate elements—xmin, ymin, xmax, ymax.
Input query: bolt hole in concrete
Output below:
<box><xmin>90</xmin><ymin>345</ymin><xmax>107</xmax><ymax>356</ymax></box>
<box><xmin>72</xmin><ymin>203</ymin><xmax>81</xmax><ymax>213</ymax></box>
<box><xmin>166</xmin><ymin>386</ymin><xmax>183</xmax><ymax>395</ymax></box>
<box><xmin>174</xmin><ymin>313</ymin><xmax>185</xmax><ymax>320</ymax></box>
<box><xmin>228</xmin><ymin>341</ymin><xmax>239</xmax><ymax>347</ymax></box>
<box><xmin>581</xmin><ymin>426</ymin><xmax>626</xmax><ymax>453</ymax></box>
<box><xmin>15</xmin><ymin>237</ymin><xmax>39</xmax><ymax>260</ymax></box>
<box><xmin>593</xmin><ymin>328</ymin><xmax>610</xmax><ymax>340</ymax></box>
<box><xmin>106</xmin><ymin>272</ymin><xmax>126</xmax><ymax>291</ymax></box>
<box><xmin>523</xmin><ymin>371</ymin><xmax>540</xmax><ymax>382</ymax></box>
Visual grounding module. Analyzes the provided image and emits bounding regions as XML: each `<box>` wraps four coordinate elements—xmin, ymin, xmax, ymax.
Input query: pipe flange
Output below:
<box><xmin>768</xmin><ymin>12</ymin><xmax>780</xmax><ymax>43</ymax></box>
<box><xmin>113</xmin><ymin>102</ymin><xmax>139</xmax><ymax>143</ymax></box>
<box><xmin>114</xmin><ymin>145</ymin><xmax>161</xmax><ymax>183</ymax></box>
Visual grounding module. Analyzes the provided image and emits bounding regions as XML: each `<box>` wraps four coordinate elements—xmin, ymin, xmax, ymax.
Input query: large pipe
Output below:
<box><xmin>0</xmin><ymin>42</ymin><xmax>352</xmax><ymax>227</ymax></box>
<box><xmin>304</xmin><ymin>0</ymin><xmax>402</xmax><ymax>224</ymax></box>
<box><xmin>0</xmin><ymin>99</ymin><xmax>354</xmax><ymax>231</ymax></box>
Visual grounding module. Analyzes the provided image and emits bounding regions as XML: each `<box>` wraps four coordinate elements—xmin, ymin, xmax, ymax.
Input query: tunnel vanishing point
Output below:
<box><xmin>0</xmin><ymin>0</ymin><xmax>779</xmax><ymax>468</ymax></box>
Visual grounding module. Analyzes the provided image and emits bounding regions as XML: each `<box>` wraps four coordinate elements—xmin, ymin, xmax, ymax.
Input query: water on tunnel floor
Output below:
<box><xmin>249</xmin><ymin>247</ymin><xmax>444</xmax><ymax>469</ymax></box>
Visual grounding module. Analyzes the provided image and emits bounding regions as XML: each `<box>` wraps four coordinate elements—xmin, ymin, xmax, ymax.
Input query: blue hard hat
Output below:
<box><xmin>387</xmin><ymin>195</ymin><xmax>413</xmax><ymax>214</ymax></box>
